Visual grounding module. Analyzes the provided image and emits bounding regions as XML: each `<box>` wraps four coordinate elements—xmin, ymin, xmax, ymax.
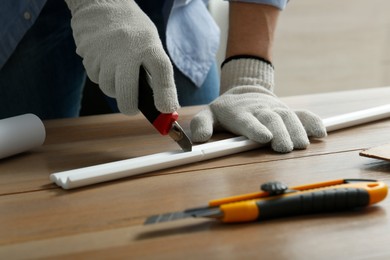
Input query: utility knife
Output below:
<box><xmin>145</xmin><ymin>179</ymin><xmax>388</xmax><ymax>224</ymax></box>
<box><xmin>138</xmin><ymin>66</ymin><xmax>192</xmax><ymax>152</ymax></box>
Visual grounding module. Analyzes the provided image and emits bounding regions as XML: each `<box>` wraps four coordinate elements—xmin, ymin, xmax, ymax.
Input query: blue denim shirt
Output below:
<box><xmin>0</xmin><ymin>0</ymin><xmax>46</xmax><ymax>70</ymax></box>
<box><xmin>0</xmin><ymin>0</ymin><xmax>287</xmax><ymax>86</ymax></box>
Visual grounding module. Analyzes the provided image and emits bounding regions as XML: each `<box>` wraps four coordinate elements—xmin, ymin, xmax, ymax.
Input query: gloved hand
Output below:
<box><xmin>190</xmin><ymin>57</ymin><xmax>327</xmax><ymax>153</ymax></box>
<box><xmin>65</xmin><ymin>0</ymin><xmax>179</xmax><ymax>115</ymax></box>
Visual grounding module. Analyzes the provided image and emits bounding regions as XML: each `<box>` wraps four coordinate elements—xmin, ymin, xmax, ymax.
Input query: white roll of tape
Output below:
<box><xmin>0</xmin><ymin>114</ymin><xmax>46</xmax><ymax>159</ymax></box>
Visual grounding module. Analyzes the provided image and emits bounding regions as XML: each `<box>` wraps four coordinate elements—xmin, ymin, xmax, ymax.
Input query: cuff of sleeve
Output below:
<box><xmin>225</xmin><ymin>0</ymin><xmax>288</xmax><ymax>10</ymax></box>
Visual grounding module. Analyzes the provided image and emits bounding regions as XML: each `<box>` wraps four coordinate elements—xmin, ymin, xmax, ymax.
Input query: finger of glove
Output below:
<box><xmin>98</xmin><ymin>61</ymin><xmax>116</xmax><ymax>98</ymax></box>
<box><xmin>143</xmin><ymin>48</ymin><xmax>180</xmax><ymax>113</ymax></box>
<box><xmin>115</xmin><ymin>65</ymin><xmax>139</xmax><ymax>115</ymax></box>
<box><xmin>274</xmin><ymin>108</ymin><xmax>310</xmax><ymax>149</ymax></box>
<box><xmin>295</xmin><ymin>110</ymin><xmax>327</xmax><ymax>138</ymax></box>
<box><xmin>190</xmin><ymin>107</ymin><xmax>216</xmax><ymax>142</ymax></box>
<box><xmin>256</xmin><ymin>110</ymin><xmax>294</xmax><ymax>153</ymax></box>
<box><xmin>230</xmin><ymin>113</ymin><xmax>273</xmax><ymax>144</ymax></box>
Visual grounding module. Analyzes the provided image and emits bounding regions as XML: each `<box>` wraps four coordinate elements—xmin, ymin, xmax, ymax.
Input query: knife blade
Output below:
<box><xmin>138</xmin><ymin>66</ymin><xmax>192</xmax><ymax>152</ymax></box>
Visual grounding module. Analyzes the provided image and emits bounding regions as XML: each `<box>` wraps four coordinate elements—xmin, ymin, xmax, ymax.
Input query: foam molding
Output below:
<box><xmin>51</xmin><ymin>104</ymin><xmax>390</xmax><ymax>189</ymax></box>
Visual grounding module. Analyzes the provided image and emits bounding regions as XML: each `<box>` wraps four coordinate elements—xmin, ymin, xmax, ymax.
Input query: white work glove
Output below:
<box><xmin>65</xmin><ymin>0</ymin><xmax>179</xmax><ymax>115</ymax></box>
<box><xmin>190</xmin><ymin>57</ymin><xmax>327</xmax><ymax>153</ymax></box>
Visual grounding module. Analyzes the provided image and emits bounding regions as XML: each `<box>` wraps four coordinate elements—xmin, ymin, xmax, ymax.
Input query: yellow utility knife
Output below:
<box><xmin>144</xmin><ymin>179</ymin><xmax>388</xmax><ymax>224</ymax></box>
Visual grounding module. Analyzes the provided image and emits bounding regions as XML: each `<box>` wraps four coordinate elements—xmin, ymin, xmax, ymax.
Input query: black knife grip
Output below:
<box><xmin>257</xmin><ymin>188</ymin><xmax>370</xmax><ymax>220</ymax></box>
<box><xmin>138</xmin><ymin>66</ymin><xmax>160</xmax><ymax>124</ymax></box>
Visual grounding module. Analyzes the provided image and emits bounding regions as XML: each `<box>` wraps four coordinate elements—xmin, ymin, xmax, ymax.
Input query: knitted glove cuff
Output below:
<box><xmin>220</xmin><ymin>55</ymin><xmax>275</xmax><ymax>94</ymax></box>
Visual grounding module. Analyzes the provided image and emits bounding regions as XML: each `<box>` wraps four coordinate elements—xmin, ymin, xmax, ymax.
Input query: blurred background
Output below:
<box><xmin>209</xmin><ymin>0</ymin><xmax>390</xmax><ymax>96</ymax></box>
<box><xmin>81</xmin><ymin>1</ymin><xmax>390</xmax><ymax>115</ymax></box>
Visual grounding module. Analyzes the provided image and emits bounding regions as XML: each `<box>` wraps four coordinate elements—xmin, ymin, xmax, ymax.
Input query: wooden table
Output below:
<box><xmin>1</xmin><ymin>87</ymin><xmax>390</xmax><ymax>259</ymax></box>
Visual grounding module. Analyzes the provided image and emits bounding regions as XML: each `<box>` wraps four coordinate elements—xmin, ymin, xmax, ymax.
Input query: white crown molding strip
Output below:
<box><xmin>50</xmin><ymin>104</ymin><xmax>390</xmax><ymax>189</ymax></box>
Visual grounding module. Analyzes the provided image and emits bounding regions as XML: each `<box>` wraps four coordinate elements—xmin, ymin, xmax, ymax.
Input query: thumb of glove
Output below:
<box><xmin>190</xmin><ymin>107</ymin><xmax>218</xmax><ymax>142</ymax></box>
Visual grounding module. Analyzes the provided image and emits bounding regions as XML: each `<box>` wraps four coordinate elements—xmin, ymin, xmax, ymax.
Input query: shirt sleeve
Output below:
<box><xmin>0</xmin><ymin>0</ymin><xmax>47</xmax><ymax>69</ymax></box>
<box><xmin>226</xmin><ymin>0</ymin><xmax>288</xmax><ymax>10</ymax></box>
<box><xmin>167</xmin><ymin>0</ymin><xmax>220</xmax><ymax>87</ymax></box>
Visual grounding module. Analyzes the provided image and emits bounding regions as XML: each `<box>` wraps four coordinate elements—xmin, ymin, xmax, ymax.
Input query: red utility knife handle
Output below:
<box><xmin>152</xmin><ymin>112</ymin><xmax>179</xmax><ymax>135</ymax></box>
<box><xmin>138</xmin><ymin>66</ymin><xmax>178</xmax><ymax>135</ymax></box>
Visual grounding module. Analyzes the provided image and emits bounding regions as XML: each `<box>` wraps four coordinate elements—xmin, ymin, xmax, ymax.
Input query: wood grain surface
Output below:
<box><xmin>1</xmin><ymin>87</ymin><xmax>390</xmax><ymax>259</ymax></box>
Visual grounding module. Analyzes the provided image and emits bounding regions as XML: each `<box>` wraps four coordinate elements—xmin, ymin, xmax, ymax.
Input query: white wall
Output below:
<box><xmin>208</xmin><ymin>0</ymin><xmax>390</xmax><ymax>96</ymax></box>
